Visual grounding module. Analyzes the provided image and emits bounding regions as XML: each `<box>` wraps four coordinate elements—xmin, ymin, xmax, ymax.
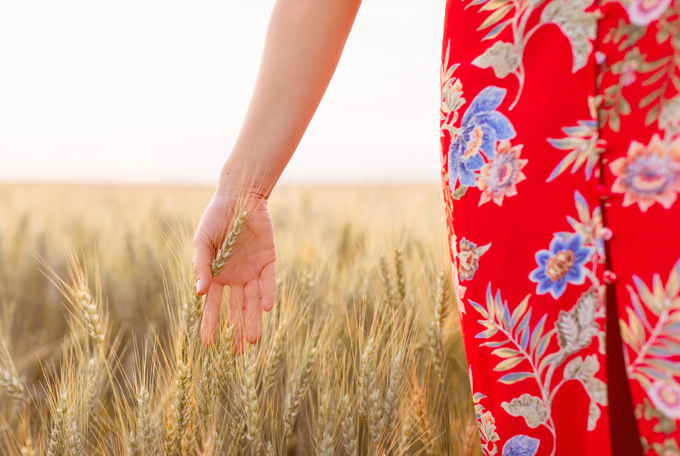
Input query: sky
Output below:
<box><xmin>0</xmin><ymin>0</ymin><xmax>446</xmax><ymax>185</ymax></box>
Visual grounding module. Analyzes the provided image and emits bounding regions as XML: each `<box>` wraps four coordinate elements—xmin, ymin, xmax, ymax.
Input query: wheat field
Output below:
<box><xmin>0</xmin><ymin>183</ymin><xmax>477</xmax><ymax>455</ymax></box>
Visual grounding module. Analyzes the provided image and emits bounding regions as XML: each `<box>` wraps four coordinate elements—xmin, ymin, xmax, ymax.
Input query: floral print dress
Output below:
<box><xmin>440</xmin><ymin>0</ymin><xmax>680</xmax><ymax>454</ymax></box>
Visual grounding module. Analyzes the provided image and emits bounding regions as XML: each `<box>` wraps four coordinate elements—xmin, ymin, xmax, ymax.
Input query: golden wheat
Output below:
<box><xmin>0</xmin><ymin>183</ymin><xmax>478</xmax><ymax>456</ymax></box>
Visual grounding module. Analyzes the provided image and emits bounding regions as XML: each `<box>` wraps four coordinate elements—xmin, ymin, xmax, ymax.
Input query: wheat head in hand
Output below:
<box><xmin>193</xmin><ymin>194</ymin><xmax>276</xmax><ymax>353</ymax></box>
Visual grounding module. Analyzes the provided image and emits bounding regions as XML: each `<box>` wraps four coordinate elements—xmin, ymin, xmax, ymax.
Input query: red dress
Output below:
<box><xmin>440</xmin><ymin>0</ymin><xmax>680</xmax><ymax>454</ymax></box>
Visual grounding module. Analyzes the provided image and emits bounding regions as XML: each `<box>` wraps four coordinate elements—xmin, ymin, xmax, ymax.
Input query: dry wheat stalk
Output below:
<box><xmin>426</xmin><ymin>322</ymin><xmax>443</xmax><ymax>380</ymax></box>
<box><xmin>283</xmin><ymin>347</ymin><xmax>318</xmax><ymax>438</ymax></box>
<box><xmin>413</xmin><ymin>378</ymin><xmax>434</xmax><ymax>456</ymax></box>
<box><xmin>378</xmin><ymin>256</ymin><xmax>393</xmax><ymax>307</ymax></box>
<box><xmin>74</xmin><ymin>287</ymin><xmax>104</xmax><ymax>346</ymax></box>
<box><xmin>136</xmin><ymin>385</ymin><xmax>153</xmax><ymax>454</ymax></box>
<box><xmin>461</xmin><ymin>414</ymin><xmax>479</xmax><ymax>456</ymax></box>
<box><xmin>397</xmin><ymin>404</ymin><xmax>412</xmax><ymax>456</ymax></box>
<box><xmin>82</xmin><ymin>356</ymin><xmax>101</xmax><ymax>416</ymax></box>
<box><xmin>128</xmin><ymin>427</ymin><xmax>140</xmax><ymax>456</ymax></box>
<box><xmin>197</xmin><ymin>356</ymin><xmax>213</xmax><ymax>429</ymax></box>
<box><xmin>0</xmin><ymin>337</ymin><xmax>24</xmax><ymax>407</ymax></box>
<box><xmin>340</xmin><ymin>395</ymin><xmax>357</xmax><ymax>456</ymax></box>
<box><xmin>394</xmin><ymin>249</ymin><xmax>406</xmax><ymax>303</ymax></box>
<box><xmin>20</xmin><ymin>436</ymin><xmax>35</xmax><ymax>456</ymax></box>
<box><xmin>434</xmin><ymin>268</ymin><xmax>450</xmax><ymax>332</ymax></box>
<box><xmin>242</xmin><ymin>353</ymin><xmax>263</xmax><ymax>454</ymax></box>
<box><xmin>384</xmin><ymin>350</ymin><xmax>404</xmax><ymax>434</ymax></box>
<box><xmin>226</xmin><ymin>413</ymin><xmax>245</xmax><ymax>456</ymax></box>
<box><xmin>263</xmin><ymin>318</ymin><xmax>286</xmax><ymax>393</ymax></box>
<box><xmin>64</xmin><ymin>407</ymin><xmax>85</xmax><ymax>456</ymax></box>
<box><xmin>316</xmin><ymin>392</ymin><xmax>334</xmax><ymax>456</ymax></box>
<box><xmin>170</xmin><ymin>358</ymin><xmax>191</xmax><ymax>455</ymax></box>
<box><xmin>46</xmin><ymin>391</ymin><xmax>68</xmax><ymax>456</ymax></box>
<box><xmin>212</xmin><ymin>211</ymin><xmax>247</xmax><ymax>277</ymax></box>
<box><xmin>369</xmin><ymin>388</ymin><xmax>384</xmax><ymax>445</ymax></box>
<box><xmin>358</xmin><ymin>338</ymin><xmax>375</xmax><ymax>420</ymax></box>
<box><xmin>217</xmin><ymin>323</ymin><xmax>235</xmax><ymax>386</ymax></box>
<box><xmin>164</xmin><ymin>409</ymin><xmax>177</xmax><ymax>456</ymax></box>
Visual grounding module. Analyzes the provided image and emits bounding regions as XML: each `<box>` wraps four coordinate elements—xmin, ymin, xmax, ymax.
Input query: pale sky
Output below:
<box><xmin>0</xmin><ymin>0</ymin><xmax>446</xmax><ymax>185</ymax></box>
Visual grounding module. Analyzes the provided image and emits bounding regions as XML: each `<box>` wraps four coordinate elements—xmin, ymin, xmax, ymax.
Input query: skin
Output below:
<box><xmin>193</xmin><ymin>0</ymin><xmax>362</xmax><ymax>352</ymax></box>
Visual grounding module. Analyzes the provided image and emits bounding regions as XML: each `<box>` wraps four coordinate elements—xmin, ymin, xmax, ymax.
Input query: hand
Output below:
<box><xmin>193</xmin><ymin>193</ymin><xmax>276</xmax><ymax>353</ymax></box>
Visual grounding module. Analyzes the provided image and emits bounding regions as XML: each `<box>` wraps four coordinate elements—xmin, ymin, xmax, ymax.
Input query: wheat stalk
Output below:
<box><xmin>0</xmin><ymin>337</ymin><xmax>24</xmax><ymax>407</ymax></box>
<box><xmin>378</xmin><ymin>256</ymin><xmax>393</xmax><ymax>307</ymax></box>
<box><xmin>397</xmin><ymin>403</ymin><xmax>412</xmax><ymax>456</ymax></box>
<box><xmin>137</xmin><ymin>385</ymin><xmax>153</xmax><ymax>454</ymax></box>
<box><xmin>340</xmin><ymin>395</ymin><xmax>358</xmax><ymax>456</ymax></box>
<box><xmin>170</xmin><ymin>358</ymin><xmax>191</xmax><ymax>455</ymax></box>
<box><xmin>461</xmin><ymin>414</ymin><xmax>479</xmax><ymax>456</ymax></box>
<box><xmin>384</xmin><ymin>350</ymin><xmax>404</xmax><ymax>434</ymax></box>
<box><xmin>434</xmin><ymin>268</ymin><xmax>450</xmax><ymax>332</ymax></box>
<box><xmin>394</xmin><ymin>249</ymin><xmax>406</xmax><ymax>303</ymax></box>
<box><xmin>64</xmin><ymin>408</ymin><xmax>85</xmax><ymax>456</ymax></box>
<box><xmin>358</xmin><ymin>338</ymin><xmax>375</xmax><ymax>420</ymax></box>
<box><xmin>74</xmin><ymin>287</ymin><xmax>104</xmax><ymax>346</ymax></box>
<box><xmin>413</xmin><ymin>378</ymin><xmax>434</xmax><ymax>456</ymax></box>
<box><xmin>242</xmin><ymin>353</ymin><xmax>263</xmax><ymax>454</ymax></box>
<box><xmin>197</xmin><ymin>356</ymin><xmax>213</xmax><ymax>429</ymax></box>
<box><xmin>316</xmin><ymin>392</ymin><xmax>334</xmax><ymax>456</ymax></box>
<box><xmin>82</xmin><ymin>356</ymin><xmax>101</xmax><ymax>416</ymax></box>
<box><xmin>426</xmin><ymin>322</ymin><xmax>443</xmax><ymax>380</ymax></box>
<box><xmin>263</xmin><ymin>319</ymin><xmax>286</xmax><ymax>393</ymax></box>
<box><xmin>368</xmin><ymin>388</ymin><xmax>384</xmax><ymax>445</ymax></box>
<box><xmin>46</xmin><ymin>391</ymin><xmax>68</xmax><ymax>456</ymax></box>
<box><xmin>283</xmin><ymin>347</ymin><xmax>318</xmax><ymax>439</ymax></box>
<box><xmin>216</xmin><ymin>322</ymin><xmax>235</xmax><ymax>387</ymax></box>
<box><xmin>212</xmin><ymin>211</ymin><xmax>247</xmax><ymax>277</ymax></box>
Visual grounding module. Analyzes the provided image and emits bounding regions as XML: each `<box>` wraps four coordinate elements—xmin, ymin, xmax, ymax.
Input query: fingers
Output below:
<box><xmin>193</xmin><ymin>231</ymin><xmax>214</xmax><ymax>296</ymax></box>
<box><xmin>260</xmin><ymin>261</ymin><xmax>276</xmax><ymax>312</ymax></box>
<box><xmin>244</xmin><ymin>279</ymin><xmax>262</xmax><ymax>344</ymax></box>
<box><xmin>200</xmin><ymin>282</ymin><xmax>224</xmax><ymax>346</ymax></box>
<box><xmin>229</xmin><ymin>285</ymin><xmax>245</xmax><ymax>355</ymax></box>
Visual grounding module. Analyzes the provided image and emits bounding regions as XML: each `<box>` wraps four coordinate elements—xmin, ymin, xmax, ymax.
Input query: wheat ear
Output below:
<box><xmin>136</xmin><ymin>385</ymin><xmax>153</xmax><ymax>454</ymax></box>
<box><xmin>413</xmin><ymin>378</ymin><xmax>434</xmax><ymax>456</ymax></box>
<box><xmin>340</xmin><ymin>395</ymin><xmax>358</xmax><ymax>456</ymax></box>
<box><xmin>282</xmin><ymin>347</ymin><xmax>318</xmax><ymax>439</ymax></box>
<box><xmin>46</xmin><ymin>391</ymin><xmax>68</xmax><ymax>456</ymax></box>
<box><xmin>242</xmin><ymin>353</ymin><xmax>263</xmax><ymax>454</ymax></box>
<box><xmin>74</xmin><ymin>287</ymin><xmax>104</xmax><ymax>346</ymax></box>
<box><xmin>394</xmin><ymin>248</ymin><xmax>406</xmax><ymax>303</ymax></box>
<box><xmin>0</xmin><ymin>337</ymin><xmax>24</xmax><ymax>408</ymax></box>
<box><xmin>263</xmin><ymin>318</ymin><xmax>286</xmax><ymax>393</ymax></box>
<box><xmin>426</xmin><ymin>321</ymin><xmax>444</xmax><ymax>380</ymax></box>
<box><xmin>434</xmin><ymin>268</ymin><xmax>450</xmax><ymax>331</ymax></box>
<box><xmin>379</xmin><ymin>256</ymin><xmax>393</xmax><ymax>307</ymax></box>
<box><xmin>358</xmin><ymin>338</ymin><xmax>375</xmax><ymax>420</ymax></box>
<box><xmin>212</xmin><ymin>211</ymin><xmax>247</xmax><ymax>277</ymax></box>
<box><xmin>384</xmin><ymin>350</ymin><xmax>404</xmax><ymax>433</ymax></box>
<box><xmin>316</xmin><ymin>392</ymin><xmax>334</xmax><ymax>456</ymax></box>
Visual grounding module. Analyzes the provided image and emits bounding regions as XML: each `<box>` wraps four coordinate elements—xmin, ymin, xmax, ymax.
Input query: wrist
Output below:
<box><xmin>215</xmin><ymin>163</ymin><xmax>271</xmax><ymax>201</ymax></box>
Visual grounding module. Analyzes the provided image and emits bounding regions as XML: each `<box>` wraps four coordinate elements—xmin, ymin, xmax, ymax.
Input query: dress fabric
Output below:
<box><xmin>440</xmin><ymin>0</ymin><xmax>680</xmax><ymax>454</ymax></box>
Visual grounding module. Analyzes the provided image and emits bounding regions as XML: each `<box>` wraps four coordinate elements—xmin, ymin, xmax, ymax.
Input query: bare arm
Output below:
<box><xmin>194</xmin><ymin>0</ymin><xmax>361</xmax><ymax>349</ymax></box>
<box><xmin>218</xmin><ymin>0</ymin><xmax>362</xmax><ymax>197</ymax></box>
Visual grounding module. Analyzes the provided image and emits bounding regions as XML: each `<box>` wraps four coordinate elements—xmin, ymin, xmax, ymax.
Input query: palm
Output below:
<box><xmin>194</xmin><ymin>195</ymin><xmax>276</xmax><ymax>352</ymax></box>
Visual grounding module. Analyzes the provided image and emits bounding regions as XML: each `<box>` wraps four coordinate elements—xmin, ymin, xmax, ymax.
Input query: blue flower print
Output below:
<box><xmin>449</xmin><ymin>86</ymin><xmax>517</xmax><ymax>188</ymax></box>
<box><xmin>529</xmin><ymin>234</ymin><xmax>593</xmax><ymax>299</ymax></box>
<box><xmin>502</xmin><ymin>435</ymin><xmax>540</xmax><ymax>456</ymax></box>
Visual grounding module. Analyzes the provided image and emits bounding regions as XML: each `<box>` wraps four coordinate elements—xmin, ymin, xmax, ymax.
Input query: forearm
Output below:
<box><xmin>217</xmin><ymin>0</ymin><xmax>362</xmax><ymax>198</ymax></box>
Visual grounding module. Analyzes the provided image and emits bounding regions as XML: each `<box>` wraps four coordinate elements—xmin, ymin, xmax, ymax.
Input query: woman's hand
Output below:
<box><xmin>192</xmin><ymin>0</ymin><xmax>360</xmax><ymax>352</ymax></box>
<box><xmin>193</xmin><ymin>193</ymin><xmax>276</xmax><ymax>353</ymax></box>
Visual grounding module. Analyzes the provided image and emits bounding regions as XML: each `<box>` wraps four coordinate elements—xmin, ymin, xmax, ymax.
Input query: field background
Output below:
<box><xmin>0</xmin><ymin>183</ymin><xmax>477</xmax><ymax>455</ymax></box>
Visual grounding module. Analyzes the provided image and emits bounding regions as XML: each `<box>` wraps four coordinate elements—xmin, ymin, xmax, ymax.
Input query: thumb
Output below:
<box><xmin>193</xmin><ymin>231</ymin><xmax>214</xmax><ymax>296</ymax></box>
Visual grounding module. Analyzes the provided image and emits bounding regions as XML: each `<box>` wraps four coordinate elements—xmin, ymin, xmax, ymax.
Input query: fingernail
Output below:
<box><xmin>196</xmin><ymin>279</ymin><xmax>202</xmax><ymax>294</ymax></box>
